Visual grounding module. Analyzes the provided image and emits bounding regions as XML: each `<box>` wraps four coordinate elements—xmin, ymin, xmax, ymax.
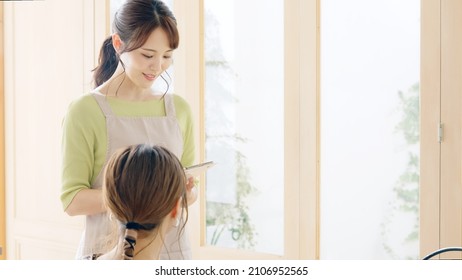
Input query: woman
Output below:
<box><xmin>60</xmin><ymin>0</ymin><xmax>196</xmax><ymax>259</ymax></box>
<box><xmin>97</xmin><ymin>144</ymin><xmax>187</xmax><ymax>260</ymax></box>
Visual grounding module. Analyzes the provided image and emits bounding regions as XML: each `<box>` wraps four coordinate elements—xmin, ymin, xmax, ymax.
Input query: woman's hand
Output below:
<box><xmin>185</xmin><ymin>176</ymin><xmax>198</xmax><ymax>205</ymax></box>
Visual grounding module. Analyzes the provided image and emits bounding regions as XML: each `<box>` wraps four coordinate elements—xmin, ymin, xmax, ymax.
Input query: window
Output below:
<box><xmin>320</xmin><ymin>0</ymin><xmax>420</xmax><ymax>259</ymax></box>
<box><xmin>203</xmin><ymin>0</ymin><xmax>284</xmax><ymax>255</ymax></box>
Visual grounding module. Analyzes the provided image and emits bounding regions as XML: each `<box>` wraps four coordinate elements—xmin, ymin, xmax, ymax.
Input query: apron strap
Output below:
<box><xmin>164</xmin><ymin>94</ymin><xmax>177</xmax><ymax>118</ymax></box>
<box><xmin>92</xmin><ymin>93</ymin><xmax>114</xmax><ymax>117</ymax></box>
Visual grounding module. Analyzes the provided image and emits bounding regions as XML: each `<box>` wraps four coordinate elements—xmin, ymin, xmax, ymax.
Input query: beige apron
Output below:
<box><xmin>76</xmin><ymin>92</ymin><xmax>191</xmax><ymax>260</ymax></box>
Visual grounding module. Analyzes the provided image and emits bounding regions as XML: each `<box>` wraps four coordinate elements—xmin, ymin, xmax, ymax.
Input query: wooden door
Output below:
<box><xmin>3</xmin><ymin>0</ymin><xmax>106</xmax><ymax>259</ymax></box>
<box><xmin>421</xmin><ymin>0</ymin><xmax>462</xmax><ymax>259</ymax></box>
<box><xmin>440</xmin><ymin>0</ymin><xmax>462</xmax><ymax>259</ymax></box>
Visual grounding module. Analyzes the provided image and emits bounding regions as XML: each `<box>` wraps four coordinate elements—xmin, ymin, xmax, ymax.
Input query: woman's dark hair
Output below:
<box><xmin>93</xmin><ymin>0</ymin><xmax>179</xmax><ymax>87</ymax></box>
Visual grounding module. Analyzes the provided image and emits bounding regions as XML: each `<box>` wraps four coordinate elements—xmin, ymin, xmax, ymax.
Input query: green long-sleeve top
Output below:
<box><xmin>60</xmin><ymin>93</ymin><xmax>195</xmax><ymax>210</ymax></box>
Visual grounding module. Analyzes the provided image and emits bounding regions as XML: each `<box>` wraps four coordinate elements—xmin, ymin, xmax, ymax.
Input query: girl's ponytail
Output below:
<box><xmin>122</xmin><ymin>228</ymin><xmax>138</xmax><ymax>260</ymax></box>
<box><xmin>93</xmin><ymin>36</ymin><xmax>119</xmax><ymax>87</ymax></box>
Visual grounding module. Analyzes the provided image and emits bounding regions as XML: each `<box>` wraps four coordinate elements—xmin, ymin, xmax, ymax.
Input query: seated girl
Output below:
<box><xmin>97</xmin><ymin>144</ymin><xmax>187</xmax><ymax>260</ymax></box>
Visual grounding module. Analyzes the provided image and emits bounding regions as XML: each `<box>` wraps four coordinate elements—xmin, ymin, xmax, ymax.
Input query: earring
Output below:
<box><xmin>173</xmin><ymin>218</ymin><xmax>179</xmax><ymax>228</ymax></box>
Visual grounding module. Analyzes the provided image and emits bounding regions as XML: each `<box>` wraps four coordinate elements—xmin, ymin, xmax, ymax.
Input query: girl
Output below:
<box><xmin>97</xmin><ymin>144</ymin><xmax>187</xmax><ymax>260</ymax></box>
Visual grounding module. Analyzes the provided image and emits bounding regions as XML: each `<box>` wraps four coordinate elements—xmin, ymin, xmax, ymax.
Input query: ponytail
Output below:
<box><xmin>122</xmin><ymin>222</ymin><xmax>157</xmax><ymax>260</ymax></box>
<box><xmin>93</xmin><ymin>36</ymin><xmax>119</xmax><ymax>87</ymax></box>
<box><xmin>123</xmin><ymin>228</ymin><xmax>138</xmax><ymax>260</ymax></box>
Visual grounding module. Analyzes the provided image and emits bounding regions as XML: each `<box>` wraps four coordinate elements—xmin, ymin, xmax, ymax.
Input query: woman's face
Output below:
<box><xmin>120</xmin><ymin>27</ymin><xmax>174</xmax><ymax>90</ymax></box>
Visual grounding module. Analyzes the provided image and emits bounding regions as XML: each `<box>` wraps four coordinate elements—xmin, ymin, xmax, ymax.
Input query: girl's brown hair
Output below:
<box><xmin>103</xmin><ymin>144</ymin><xmax>187</xmax><ymax>259</ymax></box>
<box><xmin>93</xmin><ymin>0</ymin><xmax>179</xmax><ymax>87</ymax></box>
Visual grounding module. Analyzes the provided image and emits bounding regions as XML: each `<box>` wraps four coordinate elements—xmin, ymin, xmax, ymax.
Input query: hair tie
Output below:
<box><xmin>126</xmin><ymin>222</ymin><xmax>157</xmax><ymax>231</ymax></box>
<box><xmin>125</xmin><ymin>222</ymin><xmax>144</xmax><ymax>230</ymax></box>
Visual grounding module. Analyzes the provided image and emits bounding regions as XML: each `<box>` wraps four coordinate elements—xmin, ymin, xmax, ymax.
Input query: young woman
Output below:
<box><xmin>97</xmin><ymin>144</ymin><xmax>187</xmax><ymax>260</ymax></box>
<box><xmin>60</xmin><ymin>0</ymin><xmax>196</xmax><ymax>259</ymax></box>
